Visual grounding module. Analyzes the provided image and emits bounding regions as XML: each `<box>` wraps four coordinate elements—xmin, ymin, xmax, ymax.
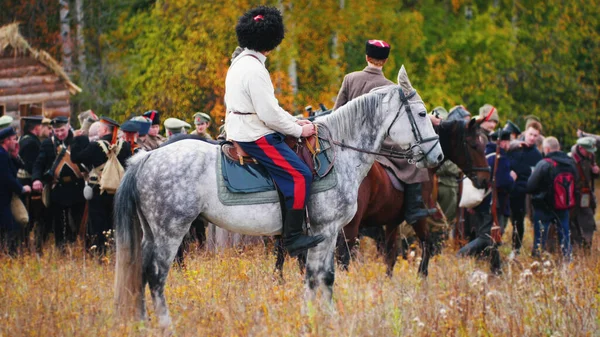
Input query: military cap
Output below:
<box><xmin>99</xmin><ymin>116</ymin><xmax>120</xmax><ymax>128</ymax></box>
<box><xmin>503</xmin><ymin>120</ymin><xmax>521</xmax><ymax>136</ymax></box>
<box><xmin>21</xmin><ymin>116</ymin><xmax>44</xmax><ymax>124</ymax></box>
<box><xmin>0</xmin><ymin>126</ymin><xmax>16</xmax><ymax>140</ymax></box>
<box><xmin>142</xmin><ymin>110</ymin><xmax>161</xmax><ymax>125</ymax></box>
<box><xmin>130</xmin><ymin>116</ymin><xmax>152</xmax><ymax>136</ymax></box>
<box><xmin>0</xmin><ymin>115</ymin><xmax>14</xmax><ymax>129</ymax></box>
<box><xmin>41</xmin><ymin>117</ymin><xmax>52</xmax><ymax>125</ymax></box>
<box><xmin>478</xmin><ymin>104</ymin><xmax>499</xmax><ymax>123</ymax></box>
<box><xmin>430</xmin><ymin>106</ymin><xmax>449</xmax><ymax>120</ymax></box>
<box><xmin>366</xmin><ymin>39</ymin><xmax>391</xmax><ymax>60</ymax></box>
<box><xmin>447</xmin><ymin>105</ymin><xmax>471</xmax><ymax>121</ymax></box>
<box><xmin>121</xmin><ymin>121</ymin><xmax>140</xmax><ymax>133</ymax></box>
<box><xmin>576</xmin><ymin>137</ymin><xmax>597</xmax><ymax>153</ymax></box>
<box><xmin>51</xmin><ymin>116</ymin><xmax>69</xmax><ymax>127</ymax></box>
<box><xmin>193</xmin><ymin>112</ymin><xmax>211</xmax><ymax>125</ymax></box>
<box><xmin>164</xmin><ymin>118</ymin><xmax>191</xmax><ymax>134</ymax></box>
<box><xmin>494</xmin><ymin>129</ymin><xmax>511</xmax><ymax>141</ymax></box>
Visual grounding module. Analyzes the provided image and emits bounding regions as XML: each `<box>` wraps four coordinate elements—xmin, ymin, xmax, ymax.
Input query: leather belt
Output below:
<box><xmin>231</xmin><ymin>111</ymin><xmax>256</xmax><ymax>115</ymax></box>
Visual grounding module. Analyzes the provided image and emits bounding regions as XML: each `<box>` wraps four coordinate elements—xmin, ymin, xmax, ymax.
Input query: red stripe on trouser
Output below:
<box><xmin>255</xmin><ymin>137</ymin><xmax>306</xmax><ymax>209</ymax></box>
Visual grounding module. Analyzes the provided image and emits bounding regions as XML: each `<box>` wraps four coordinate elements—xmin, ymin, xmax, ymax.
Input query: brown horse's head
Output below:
<box><xmin>438</xmin><ymin>118</ymin><xmax>490</xmax><ymax>189</ymax></box>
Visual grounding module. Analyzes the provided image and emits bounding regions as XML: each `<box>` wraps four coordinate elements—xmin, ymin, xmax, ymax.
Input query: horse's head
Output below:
<box><xmin>440</xmin><ymin>118</ymin><xmax>491</xmax><ymax>188</ymax></box>
<box><xmin>385</xmin><ymin>66</ymin><xmax>444</xmax><ymax>168</ymax></box>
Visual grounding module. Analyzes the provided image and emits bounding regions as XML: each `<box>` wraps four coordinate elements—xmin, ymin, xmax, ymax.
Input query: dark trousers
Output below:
<box><xmin>0</xmin><ymin>226</ymin><xmax>21</xmax><ymax>256</ymax></box>
<box><xmin>88</xmin><ymin>187</ymin><xmax>115</xmax><ymax>254</ymax></box>
<box><xmin>51</xmin><ymin>203</ymin><xmax>84</xmax><ymax>249</ymax></box>
<box><xmin>457</xmin><ymin>211</ymin><xmax>506</xmax><ymax>257</ymax></box>
<box><xmin>510</xmin><ymin>196</ymin><xmax>526</xmax><ymax>251</ymax></box>
<box><xmin>237</xmin><ymin>133</ymin><xmax>312</xmax><ymax>210</ymax></box>
<box><xmin>533</xmin><ymin>208</ymin><xmax>570</xmax><ymax>258</ymax></box>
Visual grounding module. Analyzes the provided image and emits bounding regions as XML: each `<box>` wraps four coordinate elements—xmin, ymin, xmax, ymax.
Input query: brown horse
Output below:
<box><xmin>274</xmin><ymin>118</ymin><xmax>490</xmax><ymax>277</ymax></box>
<box><xmin>336</xmin><ymin>118</ymin><xmax>490</xmax><ymax>276</ymax></box>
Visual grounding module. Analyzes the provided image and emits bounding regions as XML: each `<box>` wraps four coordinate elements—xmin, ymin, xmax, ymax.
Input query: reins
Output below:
<box><xmin>316</xmin><ymin>88</ymin><xmax>439</xmax><ymax>162</ymax></box>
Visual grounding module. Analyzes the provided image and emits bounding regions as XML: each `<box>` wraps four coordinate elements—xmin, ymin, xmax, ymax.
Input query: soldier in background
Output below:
<box><xmin>570</xmin><ymin>137</ymin><xmax>599</xmax><ymax>253</ymax></box>
<box><xmin>130</xmin><ymin>116</ymin><xmax>152</xmax><ymax>151</ymax></box>
<box><xmin>140</xmin><ymin>110</ymin><xmax>166</xmax><ymax>150</ymax></box>
<box><xmin>0</xmin><ymin>126</ymin><xmax>32</xmax><ymax>255</ymax></box>
<box><xmin>164</xmin><ymin>117</ymin><xmax>191</xmax><ymax>139</ymax></box>
<box><xmin>190</xmin><ymin>112</ymin><xmax>213</xmax><ymax>140</ymax></box>
<box><xmin>120</xmin><ymin>121</ymin><xmax>141</xmax><ymax>155</ymax></box>
<box><xmin>71</xmin><ymin>117</ymin><xmax>131</xmax><ymax>255</ymax></box>
<box><xmin>32</xmin><ymin>116</ymin><xmax>86</xmax><ymax>251</ymax></box>
<box><xmin>18</xmin><ymin>116</ymin><xmax>47</xmax><ymax>252</ymax></box>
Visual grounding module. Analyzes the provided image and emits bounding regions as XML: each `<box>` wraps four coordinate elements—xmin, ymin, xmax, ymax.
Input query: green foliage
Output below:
<box><xmin>3</xmin><ymin>0</ymin><xmax>599</xmax><ymax>144</ymax></box>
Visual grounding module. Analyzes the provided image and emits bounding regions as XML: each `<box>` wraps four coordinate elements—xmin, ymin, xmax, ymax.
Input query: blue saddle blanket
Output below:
<box><xmin>217</xmin><ymin>140</ymin><xmax>337</xmax><ymax>206</ymax></box>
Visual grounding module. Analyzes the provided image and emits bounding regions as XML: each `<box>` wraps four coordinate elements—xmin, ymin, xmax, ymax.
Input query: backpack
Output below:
<box><xmin>544</xmin><ymin>158</ymin><xmax>576</xmax><ymax>211</ymax></box>
<box><xmin>97</xmin><ymin>140</ymin><xmax>125</xmax><ymax>194</ymax></box>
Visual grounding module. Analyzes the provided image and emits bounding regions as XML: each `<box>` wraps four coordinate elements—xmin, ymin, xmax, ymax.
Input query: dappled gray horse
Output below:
<box><xmin>114</xmin><ymin>66</ymin><xmax>443</xmax><ymax>327</ymax></box>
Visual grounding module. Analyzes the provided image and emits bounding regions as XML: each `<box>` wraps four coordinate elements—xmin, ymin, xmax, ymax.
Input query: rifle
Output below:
<box><xmin>490</xmin><ymin>143</ymin><xmax>502</xmax><ymax>244</ymax></box>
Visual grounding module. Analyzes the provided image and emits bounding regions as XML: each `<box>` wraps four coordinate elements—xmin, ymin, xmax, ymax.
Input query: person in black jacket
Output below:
<box><xmin>507</xmin><ymin>121</ymin><xmax>543</xmax><ymax>254</ymax></box>
<box><xmin>526</xmin><ymin>136</ymin><xmax>576</xmax><ymax>259</ymax></box>
<box><xmin>18</xmin><ymin>116</ymin><xmax>49</xmax><ymax>251</ymax></box>
<box><xmin>71</xmin><ymin>117</ymin><xmax>131</xmax><ymax>255</ymax></box>
<box><xmin>0</xmin><ymin>127</ymin><xmax>31</xmax><ymax>255</ymax></box>
<box><xmin>32</xmin><ymin>117</ymin><xmax>85</xmax><ymax>251</ymax></box>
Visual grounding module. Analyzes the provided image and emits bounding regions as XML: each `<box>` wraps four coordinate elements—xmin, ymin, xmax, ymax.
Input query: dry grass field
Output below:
<box><xmin>0</xmin><ymin>223</ymin><xmax>599</xmax><ymax>337</ymax></box>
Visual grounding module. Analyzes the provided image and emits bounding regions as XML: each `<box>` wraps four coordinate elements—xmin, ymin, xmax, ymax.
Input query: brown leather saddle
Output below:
<box><xmin>222</xmin><ymin>135</ymin><xmax>327</xmax><ymax>177</ymax></box>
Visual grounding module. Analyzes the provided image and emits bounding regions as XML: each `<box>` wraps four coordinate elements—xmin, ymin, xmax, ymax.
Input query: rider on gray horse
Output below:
<box><xmin>224</xmin><ymin>6</ymin><xmax>325</xmax><ymax>256</ymax></box>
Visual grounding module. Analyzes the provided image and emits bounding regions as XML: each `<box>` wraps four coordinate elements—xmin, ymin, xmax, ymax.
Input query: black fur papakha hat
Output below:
<box><xmin>236</xmin><ymin>6</ymin><xmax>285</xmax><ymax>52</ymax></box>
<box><xmin>366</xmin><ymin>40</ymin><xmax>391</xmax><ymax>60</ymax></box>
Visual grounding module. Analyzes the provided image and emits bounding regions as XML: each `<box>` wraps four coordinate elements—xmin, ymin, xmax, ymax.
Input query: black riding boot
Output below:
<box><xmin>283</xmin><ymin>210</ymin><xmax>326</xmax><ymax>257</ymax></box>
<box><xmin>404</xmin><ymin>183</ymin><xmax>436</xmax><ymax>225</ymax></box>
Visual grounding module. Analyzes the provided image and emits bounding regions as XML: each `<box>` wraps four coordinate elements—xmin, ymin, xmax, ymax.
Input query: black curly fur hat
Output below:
<box><xmin>235</xmin><ymin>6</ymin><xmax>285</xmax><ymax>52</ymax></box>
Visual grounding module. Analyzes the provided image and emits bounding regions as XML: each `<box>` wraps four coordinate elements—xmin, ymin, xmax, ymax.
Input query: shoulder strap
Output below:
<box><xmin>97</xmin><ymin>140</ymin><xmax>110</xmax><ymax>155</ymax></box>
<box><xmin>543</xmin><ymin>158</ymin><xmax>557</xmax><ymax>167</ymax></box>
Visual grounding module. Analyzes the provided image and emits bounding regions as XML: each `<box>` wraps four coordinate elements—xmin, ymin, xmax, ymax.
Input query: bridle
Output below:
<box><xmin>390</xmin><ymin>89</ymin><xmax>440</xmax><ymax>164</ymax></box>
<box><xmin>319</xmin><ymin>88</ymin><xmax>439</xmax><ymax>162</ymax></box>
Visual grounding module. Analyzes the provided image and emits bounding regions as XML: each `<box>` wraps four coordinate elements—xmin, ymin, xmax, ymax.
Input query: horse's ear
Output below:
<box><xmin>474</xmin><ymin>116</ymin><xmax>484</xmax><ymax>125</ymax></box>
<box><xmin>468</xmin><ymin>117</ymin><xmax>477</xmax><ymax>129</ymax></box>
<box><xmin>397</xmin><ymin>65</ymin><xmax>413</xmax><ymax>92</ymax></box>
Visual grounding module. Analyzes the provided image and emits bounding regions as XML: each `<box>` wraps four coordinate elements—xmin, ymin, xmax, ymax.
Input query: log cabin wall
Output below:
<box><xmin>0</xmin><ymin>55</ymin><xmax>71</xmax><ymax>122</ymax></box>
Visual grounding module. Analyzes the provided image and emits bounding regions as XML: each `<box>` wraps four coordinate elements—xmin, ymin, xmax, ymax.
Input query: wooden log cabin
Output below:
<box><xmin>0</xmin><ymin>23</ymin><xmax>81</xmax><ymax>131</ymax></box>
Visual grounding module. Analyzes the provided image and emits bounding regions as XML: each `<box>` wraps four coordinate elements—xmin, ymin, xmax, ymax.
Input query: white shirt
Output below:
<box><xmin>224</xmin><ymin>49</ymin><xmax>302</xmax><ymax>142</ymax></box>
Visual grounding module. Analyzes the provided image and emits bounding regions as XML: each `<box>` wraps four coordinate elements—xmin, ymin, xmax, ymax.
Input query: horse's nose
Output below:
<box><xmin>437</xmin><ymin>154</ymin><xmax>443</xmax><ymax>162</ymax></box>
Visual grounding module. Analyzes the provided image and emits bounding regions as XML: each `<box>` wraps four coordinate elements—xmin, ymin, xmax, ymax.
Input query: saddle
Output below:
<box><xmin>222</xmin><ymin>134</ymin><xmax>331</xmax><ymax>178</ymax></box>
<box><xmin>219</xmin><ymin>134</ymin><xmax>334</xmax><ymax>194</ymax></box>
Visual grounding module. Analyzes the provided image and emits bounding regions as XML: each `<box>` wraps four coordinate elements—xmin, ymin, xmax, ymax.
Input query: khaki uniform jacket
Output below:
<box><xmin>334</xmin><ymin>66</ymin><xmax>427</xmax><ymax>184</ymax></box>
<box><xmin>190</xmin><ymin>129</ymin><xmax>213</xmax><ymax>140</ymax></box>
<box><xmin>139</xmin><ymin>134</ymin><xmax>165</xmax><ymax>151</ymax></box>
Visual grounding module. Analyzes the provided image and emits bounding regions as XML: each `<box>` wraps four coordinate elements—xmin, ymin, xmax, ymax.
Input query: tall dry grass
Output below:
<box><xmin>0</xmin><ymin>223</ymin><xmax>598</xmax><ymax>337</ymax></box>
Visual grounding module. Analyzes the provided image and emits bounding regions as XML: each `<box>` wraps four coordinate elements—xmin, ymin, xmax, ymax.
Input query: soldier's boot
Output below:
<box><xmin>404</xmin><ymin>183</ymin><xmax>437</xmax><ymax>225</ymax></box>
<box><xmin>283</xmin><ymin>209</ymin><xmax>326</xmax><ymax>257</ymax></box>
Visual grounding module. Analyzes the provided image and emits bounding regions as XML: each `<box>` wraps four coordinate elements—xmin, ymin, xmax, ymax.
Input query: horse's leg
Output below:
<box><xmin>305</xmin><ymin>233</ymin><xmax>337</xmax><ymax>302</ymax></box>
<box><xmin>384</xmin><ymin>224</ymin><xmax>399</xmax><ymax>277</ymax></box>
<box><xmin>411</xmin><ymin>217</ymin><xmax>431</xmax><ymax>277</ymax></box>
<box><xmin>144</xmin><ymin>225</ymin><xmax>190</xmax><ymax>328</ymax></box>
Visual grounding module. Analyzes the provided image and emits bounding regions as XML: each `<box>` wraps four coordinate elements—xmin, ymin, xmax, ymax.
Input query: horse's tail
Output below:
<box><xmin>114</xmin><ymin>154</ymin><xmax>149</xmax><ymax>319</ymax></box>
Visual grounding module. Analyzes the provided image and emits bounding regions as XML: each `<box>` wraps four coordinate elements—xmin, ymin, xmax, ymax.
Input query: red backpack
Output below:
<box><xmin>544</xmin><ymin>158</ymin><xmax>576</xmax><ymax>210</ymax></box>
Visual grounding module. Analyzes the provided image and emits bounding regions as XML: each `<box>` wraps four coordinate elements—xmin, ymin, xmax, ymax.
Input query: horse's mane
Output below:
<box><xmin>318</xmin><ymin>87</ymin><xmax>394</xmax><ymax>140</ymax></box>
